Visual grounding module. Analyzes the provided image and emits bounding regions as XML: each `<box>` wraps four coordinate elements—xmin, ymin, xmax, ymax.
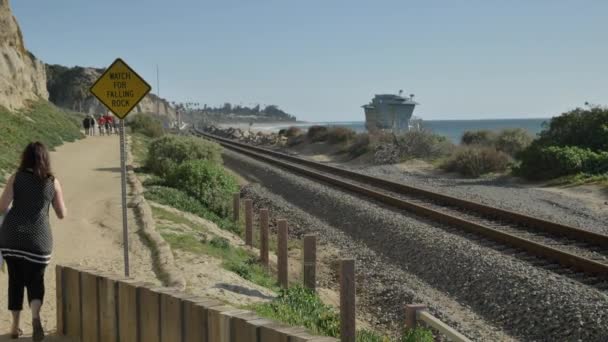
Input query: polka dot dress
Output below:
<box><xmin>0</xmin><ymin>171</ymin><xmax>54</xmax><ymax>264</ymax></box>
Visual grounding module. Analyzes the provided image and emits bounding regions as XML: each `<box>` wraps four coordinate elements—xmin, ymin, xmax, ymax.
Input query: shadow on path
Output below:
<box><xmin>214</xmin><ymin>283</ymin><xmax>275</xmax><ymax>300</ymax></box>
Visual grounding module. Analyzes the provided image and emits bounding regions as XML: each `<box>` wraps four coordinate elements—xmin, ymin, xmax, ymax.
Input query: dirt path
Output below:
<box><xmin>0</xmin><ymin>136</ymin><xmax>161</xmax><ymax>339</ymax></box>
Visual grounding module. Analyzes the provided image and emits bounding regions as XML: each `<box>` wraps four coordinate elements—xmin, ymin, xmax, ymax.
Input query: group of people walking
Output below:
<box><xmin>82</xmin><ymin>113</ymin><xmax>119</xmax><ymax>136</ymax></box>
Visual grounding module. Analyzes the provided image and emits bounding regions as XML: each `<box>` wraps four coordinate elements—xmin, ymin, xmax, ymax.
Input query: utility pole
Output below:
<box><xmin>156</xmin><ymin>64</ymin><xmax>160</xmax><ymax>115</ymax></box>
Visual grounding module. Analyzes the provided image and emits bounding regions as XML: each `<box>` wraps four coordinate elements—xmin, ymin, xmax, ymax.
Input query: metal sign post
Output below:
<box><xmin>89</xmin><ymin>58</ymin><xmax>152</xmax><ymax>277</ymax></box>
<box><xmin>119</xmin><ymin>119</ymin><xmax>130</xmax><ymax>276</ymax></box>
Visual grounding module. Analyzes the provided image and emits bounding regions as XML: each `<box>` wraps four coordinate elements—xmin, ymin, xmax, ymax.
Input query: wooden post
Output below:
<box><xmin>118</xmin><ymin>281</ymin><xmax>140</xmax><ymax>342</ymax></box>
<box><xmin>245</xmin><ymin>199</ymin><xmax>253</xmax><ymax>246</ymax></box>
<box><xmin>233</xmin><ymin>193</ymin><xmax>240</xmax><ymax>222</ymax></box>
<box><xmin>160</xmin><ymin>290</ymin><xmax>183</xmax><ymax>342</ymax></box>
<box><xmin>183</xmin><ymin>298</ymin><xmax>223</xmax><ymax>342</ymax></box>
<box><xmin>98</xmin><ymin>275</ymin><xmax>120</xmax><ymax>342</ymax></box>
<box><xmin>139</xmin><ymin>287</ymin><xmax>161</xmax><ymax>342</ymax></box>
<box><xmin>81</xmin><ymin>271</ymin><xmax>100</xmax><ymax>342</ymax></box>
<box><xmin>55</xmin><ymin>265</ymin><xmax>65</xmax><ymax>336</ymax></box>
<box><xmin>259</xmin><ymin>209</ymin><xmax>269</xmax><ymax>266</ymax></box>
<box><xmin>303</xmin><ymin>234</ymin><xmax>317</xmax><ymax>291</ymax></box>
<box><xmin>277</xmin><ymin>219</ymin><xmax>289</xmax><ymax>288</ymax></box>
<box><xmin>405</xmin><ymin>304</ymin><xmax>428</xmax><ymax>329</ymax></box>
<box><xmin>64</xmin><ymin>267</ymin><xmax>82</xmax><ymax>339</ymax></box>
<box><xmin>340</xmin><ymin>259</ymin><xmax>355</xmax><ymax>342</ymax></box>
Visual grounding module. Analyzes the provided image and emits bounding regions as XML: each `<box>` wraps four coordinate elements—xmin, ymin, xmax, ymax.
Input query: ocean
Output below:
<box><xmin>254</xmin><ymin>118</ymin><xmax>550</xmax><ymax>143</ymax></box>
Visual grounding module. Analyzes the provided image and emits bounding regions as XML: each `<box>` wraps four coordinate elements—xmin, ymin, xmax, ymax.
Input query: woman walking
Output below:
<box><xmin>0</xmin><ymin>142</ymin><xmax>67</xmax><ymax>340</ymax></box>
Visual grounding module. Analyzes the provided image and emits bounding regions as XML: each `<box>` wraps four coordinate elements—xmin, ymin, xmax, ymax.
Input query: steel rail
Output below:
<box><xmin>195</xmin><ymin>129</ymin><xmax>608</xmax><ymax>276</ymax></box>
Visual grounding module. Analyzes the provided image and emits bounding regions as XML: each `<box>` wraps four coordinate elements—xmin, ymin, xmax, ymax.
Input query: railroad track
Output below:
<box><xmin>193</xmin><ymin>129</ymin><xmax>608</xmax><ymax>283</ymax></box>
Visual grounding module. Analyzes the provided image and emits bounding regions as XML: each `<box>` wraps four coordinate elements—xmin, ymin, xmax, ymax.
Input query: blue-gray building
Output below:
<box><xmin>362</xmin><ymin>93</ymin><xmax>418</xmax><ymax>132</ymax></box>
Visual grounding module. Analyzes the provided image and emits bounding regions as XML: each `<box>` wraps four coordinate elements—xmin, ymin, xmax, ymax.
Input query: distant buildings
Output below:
<box><xmin>363</xmin><ymin>93</ymin><xmax>418</xmax><ymax>133</ymax></box>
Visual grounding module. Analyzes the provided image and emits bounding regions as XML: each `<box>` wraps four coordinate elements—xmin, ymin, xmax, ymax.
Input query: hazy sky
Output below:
<box><xmin>11</xmin><ymin>0</ymin><xmax>607</xmax><ymax>121</ymax></box>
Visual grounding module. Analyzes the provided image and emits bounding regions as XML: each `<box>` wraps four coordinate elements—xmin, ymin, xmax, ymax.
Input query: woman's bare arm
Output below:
<box><xmin>52</xmin><ymin>178</ymin><xmax>67</xmax><ymax>219</ymax></box>
<box><xmin>0</xmin><ymin>174</ymin><xmax>15</xmax><ymax>215</ymax></box>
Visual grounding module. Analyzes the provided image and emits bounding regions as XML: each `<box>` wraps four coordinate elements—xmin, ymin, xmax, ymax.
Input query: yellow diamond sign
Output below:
<box><xmin>89</xmin><ymin>58</ymin><xmax>151</xmax><ymax>119</ymax></box>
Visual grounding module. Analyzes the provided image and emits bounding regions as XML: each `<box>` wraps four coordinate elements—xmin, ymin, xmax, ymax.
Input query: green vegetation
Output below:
<box><xmin>461</xmin><ymin>128</ymin><xmax>533</xmax><ymax>157</ymax></box>
<box><xmin>145</xmin><ymin>185</ymin><xmax>240</xmax><ymax>234</ymax></box>
<box><xmin>494</xmin><ymin>128</ymin><xmax>533</xmax><ymax>156</ymax></box>
<box><xmin>445</xmin><ymin>128</ymin><xmax>533</xmax><ymax>177</ymax></box>
<box><xmin>441</xmin><ymin>147</ymin><xmax>511</xmax><ymax>177</ymax></box>
<box><xmin>160</xmin><ymin>229</ymin><xmax>278</xmax><ymax>291</ymax></box>
<box><xmin>178</xmin><ymin>102</ymin><xmax>296</xmax><ymax>124</ymax></box>
<box><xmin>279</xmin><ymin>126</ymin><xmax>303</xmax><ymax>138</ymax></box>
<box><xmin>165</xmin><ymin>160</ymin><xmax>239</xmax><ymax>217</ymax></box>
<box><xmin>516</xmin><ymin>106</ymin><xmax>608</xmax><ymax>181</ymax></box>
<box><xmin>128</xmin><ymin>114</ymin><xmax>165</xmax><ymax>138</ymax></box>
<box><xmin>392</xmin><ymin>130</ymin><xmax>454</xmax><ymax>160</ymax></box>
<box><xmin>517</xmin><ymin>145</ymin><xmax>608</xmax><ymax>180</ymax></box>
<box><xmin>145</xmin><ymin>135</ymin><xmax>223</xmax><ymax>177</ymax></box>
<box><xmin>348</xmin><ymin>133</ymin><xmax>371</xmax><ymax>157</ymax></box>
<box><xmin>0</xmin><ymin>101</ymin><xmax>83</xmax><ymax>182</ymax></box>
<box><xmin>327</xmin><ymin>127</ymin><xmax>356</xmax><ymax>144</ymax></box>
<box><xmin>252</xmin><ymin>286</ymin><xmax>433</xmax><ymax>342</ymax></box>
<box><xmin>130</xmin><ymin>133</ymin><xmax>152</xmax><ymax>166</ymax></box>
<box><xmin>461</xmin><ymin>130</ymin><xmax>497</xmax><ymax>146</ymax></box>
<box><xmin>307</xmin><ymin>125</ymin><xmax>329</xmax><ymax>142</ymax></box>
<box><xmin>545</xmin><ymin>173</ymin><xmax>608</xmax><ymax>187</ymax></box>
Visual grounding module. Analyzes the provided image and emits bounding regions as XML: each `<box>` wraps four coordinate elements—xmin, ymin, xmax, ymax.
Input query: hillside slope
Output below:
<box><xmin>0</xmin><ymin>101</ymin><xmax>83</xmax><ymax>181</ymax></box>
<box><xmin>0</xmin><ymin>0</ymin><xmax>48</xmax><ymax>110</ymax></box>
<box><xmin>46</xmin><ymin>64</ymin><xmax>176</xmax><ymax>119</ymax></box>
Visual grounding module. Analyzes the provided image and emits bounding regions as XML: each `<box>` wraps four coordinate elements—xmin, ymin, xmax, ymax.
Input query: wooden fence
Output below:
<box><xmin>55</xmin><ymin>265</ymin><xmax>339</xmax><ymax>342</ymax></box>
<box><xmin>236</xmin><ymin>193</ymin><xmax>472</xmax><ymax>342</ymax></box>
<box><xmin>56</xmin><ymin>194</ymin><xmax>471</xmax><ymax>342</ymax></box>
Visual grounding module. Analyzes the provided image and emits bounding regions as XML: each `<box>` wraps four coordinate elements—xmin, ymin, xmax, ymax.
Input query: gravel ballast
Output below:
<box><xmin>223</xmin><ymin>148</ymin><xmax>608</xmax><ymax>341</ymax></box>
<box><xmin>348</xmin><ymin>164</ymin><xmax>608</xmax><ymax>235</ymax></box>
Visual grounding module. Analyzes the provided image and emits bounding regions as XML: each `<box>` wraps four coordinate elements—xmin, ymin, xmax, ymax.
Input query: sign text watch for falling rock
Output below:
<box><xmin>90</xmin><ymin>58</ymin><xmax>151</xmax><ymax>276</ymax></box>
<box><xmin>90</xmin><ymin>58</ymin><xmax>151</xmax><ymax>119</ymax></box>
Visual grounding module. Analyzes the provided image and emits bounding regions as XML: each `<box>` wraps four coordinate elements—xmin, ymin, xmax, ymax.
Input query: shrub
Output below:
<box><xmin>166</xmin><ymin>159</ymin><xmax>239</xmax><ymax>217</ymax></box>
<box><xmin>146</xmin><ymin>135</ymin><xmax>222</xmax><ymax>176</ymax></box>
<box><xmin>253</xmin><ymin>286</ymin><xmax>340</xmax><ymax>337</ymax></box>
<box><xmin>534</xmin><ymin>106</ymin><xmax>608</xmax><ymax>151</ymax></box>
<box><xmin>442</xmin><ymin>147</ymin><xmax>511</xmax><ymax>177</ymax></box>
<box><xmin>129</xmin><ymin>114</ymin><xmax>164</xmax><ymax>137</ymax></box>
<box><xmin>516</xmin><ymin>145</ymin><xmax>608</xmax><ymax>180</ymax></box>
<box><xmin>253</xmin><ymin>285</ymin><xmax>433</xmax><ymax>341</ymax></box>
<box><xmin>495</xmin><ymin>128</ymin><xmax>533</xmax><ymax>156</ymax></box>
<box><xmin>400</xmin><ymin>328</ymin><xmax>434</xmax><ymax>342</ymax></box>
<box><xmin>327</xmin><ymin>127</ymin><xmax>356</xmax><ymax>144</ymax></box>
<box><xmin>210</xmin><ymin>237</ymin><xmax>230</xmax><ymax>250</ymax></box>
<box><xmin>461</xmin><ymin>130</ymin><xmax>497</xmax><ymax>146</ymax></box>
<box><xmin>348</xmin><ymin>133</ymin><xmax>371</xmax><ymax>157</ymax></box>
<box><xmin>287</xmin><ymin>134</ymin><xmax>306</xmax><ymax>147</ymax></box>
<box><xmin>284</xmin><ymin>126</ymin><xmax>303</xmax><ymax>138</ymax></box>
<box><xmin>395</xmin><ymin>130</ymin><xmax>455</xmax><ymax>160</ymax></box>
<box><xmin>144</xmin><ymin>186</ymin><xmax>240</xmax><ymax>233</ymax></box>
<box><xmin>307</xmin><ymin>125</ymin><xmax>329</xmax><ymax>142</ymax></box>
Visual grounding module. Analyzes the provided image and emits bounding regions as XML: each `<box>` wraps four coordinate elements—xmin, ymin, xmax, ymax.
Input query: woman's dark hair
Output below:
<box><xmin>19</xmin><ymin>142</ymin><xmax>53</xmax><ymax>180</ymax></box>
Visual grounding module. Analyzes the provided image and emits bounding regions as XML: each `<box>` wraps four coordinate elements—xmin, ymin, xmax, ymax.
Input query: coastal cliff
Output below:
<box><xmin>46</xmin><ymin>64</ymin><xmax>176</xmax><ymax>118</ymax></box>
<box><xmin>0</xmin><ymin>0</ymin><xmax>48</xmax><ymax>110</ymax></box>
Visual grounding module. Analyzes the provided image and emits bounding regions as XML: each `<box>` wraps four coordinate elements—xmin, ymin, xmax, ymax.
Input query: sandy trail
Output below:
<box><xmin>0</xmin><ymin>135</ymin><xmax>160</xmax><ymax>340</ymax></box>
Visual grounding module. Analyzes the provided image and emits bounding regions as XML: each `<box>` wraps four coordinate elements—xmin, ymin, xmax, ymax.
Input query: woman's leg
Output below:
<box><xmin>24</xmin><ymin>262</ymin><xmax>46</xmax><ymax>341</ymax></box>
<box><xmin>25</xmin><ymin>262</ymin><xmax>46</xmax><ymax>317</ymax></box>
<box><xmin>5</xmin><ymin>258</ymin><xmax>25</xmax><ymax>334</ymax></box>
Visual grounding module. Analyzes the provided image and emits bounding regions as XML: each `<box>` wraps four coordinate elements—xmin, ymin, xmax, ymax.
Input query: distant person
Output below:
<box><xmin>0</xmin><ymin>142</ymin><xmax>67</xmax><ymax>341</ymax></box>
<box><xmin>82</xmin><ymin>117</ymin><xmax>90</xmax><ymax>135</ymax></box>
<box><xmin>88</xmin><ymin>116</ymin><xmax>95</xmax><ymax>136</ymax></box>
<box><xmin>112</xmin><ymin>116</ymin><xmax>119</xmax><ymax>135</ymax></box>
<box><xmin>103</xmin><ymin>114</ymin><xmax>112</xmax><ymax>135</ymax></box>
<box><xmin>104</xmin><ymin>114</ymin><xmax>114</xmax><ymax>135</ymax></box>
<box><xmin>98</xmin><ymin>116</ymin><xmax>106</xmax><ymax>136</ymax></box>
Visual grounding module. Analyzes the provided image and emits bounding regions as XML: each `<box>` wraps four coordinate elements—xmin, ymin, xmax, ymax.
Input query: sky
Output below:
<box><xmin>11</xmin><ymin>0</ymin><xmax>608</xmax><ymax>121</ymax></box>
